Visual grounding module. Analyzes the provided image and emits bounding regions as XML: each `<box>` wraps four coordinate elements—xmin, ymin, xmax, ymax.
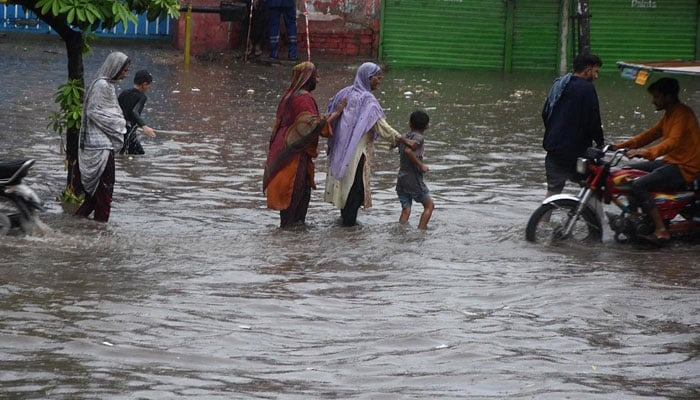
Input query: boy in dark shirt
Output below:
<box><xmin>118</xmin><ymin>69</ymin><xmax>156</xmax><ymax>155</ymax></box>
<box><xmin>396</xmin><ymin>110</ymin><xmax>435</xmax><ymax>230</ymax></box>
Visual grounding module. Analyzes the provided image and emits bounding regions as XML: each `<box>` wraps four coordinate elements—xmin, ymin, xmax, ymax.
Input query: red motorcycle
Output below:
<box><xmin>526</xmin><ymin>146</ymin><xmax>700</xmax><ymax>244</ymax></box>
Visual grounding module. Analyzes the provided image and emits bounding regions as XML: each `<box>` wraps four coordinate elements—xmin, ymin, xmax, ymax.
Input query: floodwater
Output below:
<box><xmin>1</xmin><ymin>33</ymin><xmax>699</xmax><ymax>399</ymax></box>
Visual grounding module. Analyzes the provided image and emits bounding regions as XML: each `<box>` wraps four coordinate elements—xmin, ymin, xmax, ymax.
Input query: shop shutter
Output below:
<box><xmin>590</xmin><ymin>0</ymin><xmax>699</xmax><ymax>70</ymax></box>
<box><xmin>380</xmin><ymin>0</ymin><xmax>508</xmax><ymax>69</ymax></box>
<box><xmin>512</xmin><ymin>0</ymin><xmax>562</xmax><ymax>71</ymax></box>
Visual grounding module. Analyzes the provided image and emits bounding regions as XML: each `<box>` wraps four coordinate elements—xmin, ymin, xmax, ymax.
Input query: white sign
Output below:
<box><xmin>631</xmin><ymin>0</ymin><xmax>657</xmax><ymax>8</ymax></box>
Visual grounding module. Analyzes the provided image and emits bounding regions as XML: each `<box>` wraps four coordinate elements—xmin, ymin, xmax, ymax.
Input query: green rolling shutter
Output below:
<box><xmin>590</xmin><ymin>0</ymin><xmax>699</xmax><ymax>71</ymax></box>
<box><xmin>380</xmin><ymin>0</ymin><xmax>508</xmax><ymax>69</ymax></box>
<box><xmin>512</xmin><ymin>0</ymin><xmax>562</xmax><ymax>71</ymax></box>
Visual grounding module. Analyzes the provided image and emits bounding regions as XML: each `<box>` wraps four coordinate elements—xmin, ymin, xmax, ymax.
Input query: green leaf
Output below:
<box><xmin>85</xmin><ymin>8</ymin><xmax>96</xmax><ymax>24</ymax></box>
<box><xmin>67</xmin><ymin>8</ymin><xmax>75</xmax><ymax>24</ymax></box>
<box><xmin>76</xmin><ymin>8</ymin><xmax>85</xmax><ymax>22</ymax></box>
<box><xmin>85</xmin><ymin>3</ymin><xmax>101</xmax><ymax>19</ymax></box>
<box><xmin>40</xmin><ymin>0</ymin><xmax>53</xmax><ymax>15</ymax></box>
<box><xmin>51</xmin><ymin>0</ymin><xmax>60</xmax><ymax>16</ymax></box>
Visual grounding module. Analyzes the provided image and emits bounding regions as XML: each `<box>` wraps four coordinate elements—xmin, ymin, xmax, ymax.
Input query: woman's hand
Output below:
<box><xmin>327</xmin><ymin>98</ymin><xmax>347</xmax><ymax>123</ymax></box>
<box><xmin>334</xmin><ymin>98</ymin><xmax>347</xmax><ymax>114</ymax></box>
<box><xmin>402</xmin><ymin>137</ymin><xmax>419</xmax><ymax>150</ymax></box>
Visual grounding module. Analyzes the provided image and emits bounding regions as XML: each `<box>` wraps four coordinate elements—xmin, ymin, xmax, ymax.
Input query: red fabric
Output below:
<box><xmin>264</xmin><ymin>62</ymin><xmax>317</xmax><ymax>191</ymax></box>
<box><xmin>265</xmin><ymin>93</ymin><xmax>330</xmax><ymax>210</ymax></box>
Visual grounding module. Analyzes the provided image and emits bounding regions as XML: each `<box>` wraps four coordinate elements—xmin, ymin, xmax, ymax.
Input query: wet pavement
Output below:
<box><xmin>1</xmin><ymin>32</ymin><xmax>699</xmax><ymax>399</ymax></box>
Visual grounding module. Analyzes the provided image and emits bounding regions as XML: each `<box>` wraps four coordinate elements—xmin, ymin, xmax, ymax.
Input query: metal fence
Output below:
<box><xmin>1</xmin><ymin>4</ymin><xmax>172</xmax><ymax>38</ymax></box>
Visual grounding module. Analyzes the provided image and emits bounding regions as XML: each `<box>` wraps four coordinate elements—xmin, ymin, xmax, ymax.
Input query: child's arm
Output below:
<box><xmin>130</xmin><ymin>96</ymin><xmax>156</xmax><ymax>138</ymax></box>
<box><xmin>405</xmin><ymin>147</ymin><xmax>429</xmax><ymax>173</ymax></box>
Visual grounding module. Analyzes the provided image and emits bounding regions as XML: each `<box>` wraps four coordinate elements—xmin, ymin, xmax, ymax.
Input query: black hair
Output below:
<box><xmin>572</xmin><ymin>52</ymin><xmax>602</xmax><ymax>72</ymax></box>
<box><xmin>134</xmin><ymin>69</ymin><xmax>153</xmax><ymax>85</ymax></box>
<box><xmin>647</xmin><ymin>77</ymin><xmax>680</xmax><ymax>100</ymax></box>
<box><xmin>410</xmin><ymin>110</ymin><xmax>429</xmax><ymax>130</ymax></box>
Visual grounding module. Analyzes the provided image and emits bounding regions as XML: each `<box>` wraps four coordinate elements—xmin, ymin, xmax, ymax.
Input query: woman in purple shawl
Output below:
<box><xmin>324</xmin><ymin>62</ymin><xmax>416</xmax><ymax>226</ymax></box>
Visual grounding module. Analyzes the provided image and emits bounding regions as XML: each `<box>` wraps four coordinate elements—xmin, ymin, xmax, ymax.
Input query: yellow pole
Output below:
<box><xmin>184</xmin><ymin>4</ymin><xmax>192</xmax><ymax>68</ymax></box>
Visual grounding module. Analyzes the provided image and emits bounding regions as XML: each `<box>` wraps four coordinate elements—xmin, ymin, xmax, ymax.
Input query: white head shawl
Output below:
<box><xmin>78</xmin><ymin>52</ymin><xmax>130</xmax><ymax>196</ymax></box>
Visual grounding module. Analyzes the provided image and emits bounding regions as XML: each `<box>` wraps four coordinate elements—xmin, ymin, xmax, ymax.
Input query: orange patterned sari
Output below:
<box><xmin>263</xmin><ymin>62</ymin><xmax>331</xmax><ymax>213</ymax></box>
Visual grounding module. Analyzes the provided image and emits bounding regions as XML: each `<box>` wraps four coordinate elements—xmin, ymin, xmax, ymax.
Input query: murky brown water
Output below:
<box><xmin>1</xmin><ymin>33</ymin><xmax>699</xmax><ymax>399</ymax></box>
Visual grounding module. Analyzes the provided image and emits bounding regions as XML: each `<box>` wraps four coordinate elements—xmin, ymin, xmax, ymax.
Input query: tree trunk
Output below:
<box><xmin>64</xmin><ymin>30</ymin><xmax>85</xmax><ymax>197</ymax></box>
<box><xmin>14</xmin><ymin>1</ymin><xmax>85</xmax><ymax>198</ymax></box>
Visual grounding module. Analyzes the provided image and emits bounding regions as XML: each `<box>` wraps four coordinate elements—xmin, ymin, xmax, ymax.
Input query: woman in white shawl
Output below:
<box><xmin>75</xmin><ymin>52</ymin><xmax>130</xmax><ymax>222</ymax></box>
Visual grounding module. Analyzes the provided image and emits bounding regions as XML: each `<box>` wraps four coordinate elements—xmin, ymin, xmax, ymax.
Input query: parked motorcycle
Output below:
<box><xmin>525</xmin><ymin>146</ymin><xmax>700</xmax><ymax>244</ymax></box>
<box><xmin>0</xmin><ymin>159</ymin><xmax>44</xmax><ymax>235</ymax></box>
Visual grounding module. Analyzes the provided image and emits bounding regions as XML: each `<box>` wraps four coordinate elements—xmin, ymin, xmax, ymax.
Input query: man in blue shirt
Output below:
<box><xmin>268</xmin><ymin>0</ymin><xmax>297</xmax><ymax>61</ymax></box>
<box><xmin>541</xmin><ymin>53</ymin><xmax>605</xmax><ymax>198</ymax></box>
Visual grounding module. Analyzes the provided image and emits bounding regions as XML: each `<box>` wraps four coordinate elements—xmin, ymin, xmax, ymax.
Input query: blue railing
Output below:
<box><xmin>0</xmin><ymin>4</ymin><xmax>172</xmax><ymax>38</ymax></box>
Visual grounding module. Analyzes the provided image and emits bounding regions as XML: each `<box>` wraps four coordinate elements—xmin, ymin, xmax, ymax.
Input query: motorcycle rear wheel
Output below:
<box><xmin>525</xmin><ymin>199</ymin><xmax>602</xmax><ymax>244</ymax></box>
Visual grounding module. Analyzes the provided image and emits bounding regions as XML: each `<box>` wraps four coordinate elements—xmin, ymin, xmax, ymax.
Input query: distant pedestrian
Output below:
<box><xmin>263</xmin><ymin>61</ymin><xmax>346</xmax><ymax>227</ymax></box>
<box><xmin>324</xmin><ymin>62</ymin><xmax>418</xmax><ymax>226</ymax></box>
<box><xmin>76</xmin><ymin>51</ymin><xmax>130</xmax><ymax>222</ymax></box>
<box><xmin>396</xmin><ymin>110</ymin><xmax>434</xmax><ymax>230</ymax></box>
<box><xmin>267</xmin><ymin>0</ymin><xmax>297</xmax><ymax>61</ymax></box>
<box><xmin>541</xmin><ymin>52</ymin><xmax>605</xmax><ymax>199</ymax></box>
<box><xmin>243</xmin><ymin>0</ymin><xmax>269</xmax><ymax>59</ymax></box>
<box><xmin>118</xmin><ymin>69</ymin><xmax>156</xmax><ymax>155</ymax></box>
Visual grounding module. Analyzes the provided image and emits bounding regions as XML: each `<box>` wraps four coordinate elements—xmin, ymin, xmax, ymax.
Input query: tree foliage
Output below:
<box><xmin>31</xmin><ymin>0</ymin><xmax>179</xmax><ymax>32</ymax></box>
<box><xmin>50</xmin><ymin>79</ymin><xmax>83</xmax><ymax>138</ymax></box>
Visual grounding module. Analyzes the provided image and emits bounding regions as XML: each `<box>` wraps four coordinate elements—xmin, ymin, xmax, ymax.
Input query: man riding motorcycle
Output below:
<box><xmin>614</xmin><ymin>77</ymin><xmax>700</xmax><ymax>243</ymax></box>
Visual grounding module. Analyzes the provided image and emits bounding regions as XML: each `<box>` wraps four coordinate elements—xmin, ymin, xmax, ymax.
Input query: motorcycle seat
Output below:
<box><xmin>0</xmin><ymin>159</ymin><xmax>35</xmax><ymax>186</ymax></box>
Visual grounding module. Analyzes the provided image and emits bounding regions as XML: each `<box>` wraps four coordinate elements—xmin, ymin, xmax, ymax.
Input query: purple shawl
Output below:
<box><xmin>326</xmin><ymin>62</ymin><xmax>386</xmax><ymax>180</ymax></box>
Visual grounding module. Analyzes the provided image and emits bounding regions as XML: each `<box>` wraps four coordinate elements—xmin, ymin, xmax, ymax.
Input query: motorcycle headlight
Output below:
<box><xmin>576</xmin><ymin>157</ymin><xmax>589</xmax><ymax>174</ymax></box>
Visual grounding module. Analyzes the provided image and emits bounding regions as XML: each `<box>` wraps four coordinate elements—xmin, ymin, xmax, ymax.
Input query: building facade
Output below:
<box><xmin>2</xmin><ymin>0</ymin><xmax>698</xmax><ymax>71</ymax></box>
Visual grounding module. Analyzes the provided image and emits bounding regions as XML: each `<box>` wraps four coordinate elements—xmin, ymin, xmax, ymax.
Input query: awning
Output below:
<box><xmin>617</xmin><ymin>60</ymin><xmax>700</xmax><ymax>85</ymax></box>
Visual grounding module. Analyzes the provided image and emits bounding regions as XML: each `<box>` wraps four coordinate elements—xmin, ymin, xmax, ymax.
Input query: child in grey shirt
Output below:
<box><xmin>396</xmin><ymin>110</ymin><xmax>434</xmax><ymax>230</ymax></box>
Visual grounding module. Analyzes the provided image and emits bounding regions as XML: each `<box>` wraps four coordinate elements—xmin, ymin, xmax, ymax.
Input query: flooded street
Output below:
<box><xmin>1</xmin><ymin>33</ymin><xmax>699</xmax><ymax>399</ymax></box>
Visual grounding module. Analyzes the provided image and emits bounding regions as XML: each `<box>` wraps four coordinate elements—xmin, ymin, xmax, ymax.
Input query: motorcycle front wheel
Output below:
<box><xmin>525</xmin><ymin>199</ymin><xmax>602</xmax><ymax>244</ymax></box>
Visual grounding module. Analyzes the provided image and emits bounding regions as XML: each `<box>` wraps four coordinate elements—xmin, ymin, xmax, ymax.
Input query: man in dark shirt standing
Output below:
<box><xmin>541</xmin><ymin>53</ymin><xmax>605</xmax><ymax>198</ymax></box>
<box><xmin>118</xmin><ymin>69</ymin><xmax>156</xmax><ymax>155</ymax></box>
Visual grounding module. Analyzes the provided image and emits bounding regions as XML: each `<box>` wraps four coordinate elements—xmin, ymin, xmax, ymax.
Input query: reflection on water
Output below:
<box><xmin>1</xmin><ymin>34</ymin><xmax>699</xmax><ymax>399</ymax></box>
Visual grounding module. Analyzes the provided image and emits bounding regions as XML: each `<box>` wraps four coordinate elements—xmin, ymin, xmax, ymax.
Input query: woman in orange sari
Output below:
<box><xmin>263</xmin><ymin>62</ymin><xmax>345</xmax><ymax>227</ymax></box>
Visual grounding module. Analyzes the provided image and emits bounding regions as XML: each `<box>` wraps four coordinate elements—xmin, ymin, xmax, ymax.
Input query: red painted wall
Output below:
<box><xmin>172</xmin><ymin>0</ymin><xmax>238</xmax><ymax>56</ymax></box>
<box><xmin>172</xmin><ymin>0</ymin><xmax>381</xmax><ymax>57</ymax></box>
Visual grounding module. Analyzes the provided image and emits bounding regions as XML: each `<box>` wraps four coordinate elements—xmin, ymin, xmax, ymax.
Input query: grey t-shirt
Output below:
<box><xmin>396</xmin><ymin>131</ymin><xmax>428</xmax><ymax>195</ymax></box>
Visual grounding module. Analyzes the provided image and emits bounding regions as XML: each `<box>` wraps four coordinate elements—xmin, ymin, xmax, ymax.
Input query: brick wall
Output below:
<box><xmin>172</xmin><ymin>0</ymin><xmax>380</xmax><ymax>58</ymax></box>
